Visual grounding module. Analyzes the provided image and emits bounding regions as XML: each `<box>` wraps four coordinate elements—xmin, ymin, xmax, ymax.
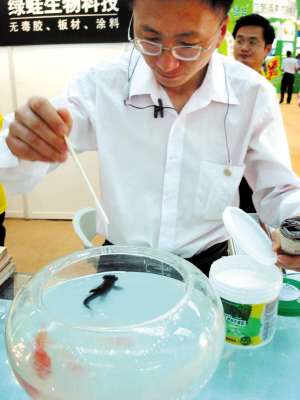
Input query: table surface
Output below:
<box><xmin>1</xmin><ymin>272</ymin><xmax>300</xmax><ymax>400</ymax></box>
<box><xmin>0</xmin><ymin>272</ymin><xmax>32</xmax><ymax>301</ymax></box>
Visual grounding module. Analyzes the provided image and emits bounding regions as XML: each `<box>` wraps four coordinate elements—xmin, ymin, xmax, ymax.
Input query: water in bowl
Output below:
<box><xmin>8</xmin><ymin>270</ymin><xmax>222</xmax><ymax>400</ymax></box>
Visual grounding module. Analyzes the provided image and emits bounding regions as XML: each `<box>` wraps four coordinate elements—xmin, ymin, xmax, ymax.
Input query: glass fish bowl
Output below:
<box><xmin>5</xmin><ymin>246</ymin><xmax>225</xmax><ymax>400</ymax></box>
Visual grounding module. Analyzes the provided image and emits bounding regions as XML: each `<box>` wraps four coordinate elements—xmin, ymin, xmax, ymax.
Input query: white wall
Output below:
<box><xmin>1</xmin><ymin>42</ymin><xmax>131</xmax><ymax>219</ymax></box>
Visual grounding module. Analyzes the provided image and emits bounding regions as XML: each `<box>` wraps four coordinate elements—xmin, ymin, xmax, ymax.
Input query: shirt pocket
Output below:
<box><xmin>195</xmin><ymin>161</ymin><xmax>245</xmax><ymax>221</ymax></box>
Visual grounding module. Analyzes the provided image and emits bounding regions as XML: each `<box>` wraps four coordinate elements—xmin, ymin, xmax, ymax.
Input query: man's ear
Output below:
<box><xmin>265</xmin><ymin>43</ymin><xmax>272</xmax><ymax>57</ymax></box>
<box><xmin>216</xmin><ymin>15</ymin><xmax>230</xmax><ymax>48</ymax></box>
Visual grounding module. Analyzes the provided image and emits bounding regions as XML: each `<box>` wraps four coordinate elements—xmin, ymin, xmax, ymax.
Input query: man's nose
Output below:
<box><xmin>240</xmin><ymin>42</ymin><xmax>250</xmax><ymax>50</ymax></box>
<box><xmin>156</xmin><ymin>49</ymin><xmax>180</xmax><ymax>72</ymax></box>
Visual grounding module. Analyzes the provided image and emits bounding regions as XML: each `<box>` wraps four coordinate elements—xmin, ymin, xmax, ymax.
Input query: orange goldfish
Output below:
<box><xmin>33</xmin><ymin>323</ymin><xmax>52</xmax><ymax>380</ymax></box>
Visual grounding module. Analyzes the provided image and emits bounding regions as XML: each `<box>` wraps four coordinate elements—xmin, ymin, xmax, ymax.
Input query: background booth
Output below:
<box><xmin>220</xmin><ymin>0</ymin><xmax>300</xmax><ymax>92</ymax></box>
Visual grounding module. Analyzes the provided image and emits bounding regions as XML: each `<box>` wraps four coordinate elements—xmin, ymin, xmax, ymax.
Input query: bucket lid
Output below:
<box><xmin>223</xmin><ymin>207</ymin><xmax>277</xmax><ymax>265</ymax></box>
<box><xmin>278</xmin><ymin>278</ymin><xmax>300</xmax><ymax>317</ymax></box>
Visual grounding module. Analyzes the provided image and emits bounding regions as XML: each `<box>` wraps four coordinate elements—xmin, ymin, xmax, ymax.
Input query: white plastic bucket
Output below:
<box><xmin>209</xmin><ymin>255</ymin><xmax>283</xmax><ymax>348</ymax></box>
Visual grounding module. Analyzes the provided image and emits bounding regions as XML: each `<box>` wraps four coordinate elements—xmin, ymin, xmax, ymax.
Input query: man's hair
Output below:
<box><xmin>127</xmin><ymin>0</ymin><xmax>234</xmax><ymax>17</ymax></box>
<box><xmin>286</xmin><ymin>50</ymin><xmax>292</xmax><ymax>57</ymax></box>
<box><xmin>232</xmin><ymin>14</ymin><xmax>275</xmax><ymax>47</ymax></box>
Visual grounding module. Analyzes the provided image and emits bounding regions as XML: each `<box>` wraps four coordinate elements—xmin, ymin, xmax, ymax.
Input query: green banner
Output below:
<box><xmin>219</xmin><ymin>0</ymin><xmax>253</xmax><ymax>57</ymax></box>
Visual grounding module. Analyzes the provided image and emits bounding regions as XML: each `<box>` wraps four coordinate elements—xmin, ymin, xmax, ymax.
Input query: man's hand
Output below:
<box><xmin>272</xmin><ymin>228</ymin><xmax>300</xmax><ymax>272</ymax></box>
<box><xmin>6</xmin><ymin>97</ymin><xmax>73</xmax><ymax>163</ymax></box>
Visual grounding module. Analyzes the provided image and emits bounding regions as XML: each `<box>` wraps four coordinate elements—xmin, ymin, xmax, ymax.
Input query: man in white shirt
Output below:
<box><xmin>280</xmin><ymin>50</ymin><xmax>299</xmax><ymax>104</ymax></box>
<box><xmin>1</xmin><ymin>0</ymin><xmax>300</xmax><ymax>274</ymax></box>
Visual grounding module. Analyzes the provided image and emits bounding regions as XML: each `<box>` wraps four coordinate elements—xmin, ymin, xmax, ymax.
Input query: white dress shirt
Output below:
<box><xmin>1</xmin><ymin>51</ymin><xmax>300</xmax><ymax>258</ymax></box>
<box><xmin>281</xmin><ymin>57</ymin><xmax>298</xmax><ymax>74</ymax></box>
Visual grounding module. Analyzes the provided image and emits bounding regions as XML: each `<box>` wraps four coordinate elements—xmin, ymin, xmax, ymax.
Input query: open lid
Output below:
<box><xmin>223</xmin><ymin>207</ymin><xmax>277</xmax><ymax>265</ymax></box>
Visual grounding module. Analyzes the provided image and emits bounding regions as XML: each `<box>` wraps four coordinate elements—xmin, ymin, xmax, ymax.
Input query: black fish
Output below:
<box><xmin>84</xmin><ymin>274</ymin><xmax>118</xmax><ymax>309</ymax></box>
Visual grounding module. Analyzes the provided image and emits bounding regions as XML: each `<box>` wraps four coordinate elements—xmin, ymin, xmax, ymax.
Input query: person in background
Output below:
<box><xmin>1</xmin><ymin>0</ymin><xmax>300</xmax><ymax>274</ymax></box>
<box><xmin>233</xmin><ymin>13</ymin><xmax>274</xmax><ymax>76</ymax></box>
<box><xmin>233</xmin><ymin>14</ymin><xmax>275</xmax><ymax>214</ymax></box>
<box><xmin>280</xmin><ymin>50</ymin><xmax>299</xmax><ymax>104</ymax></box>
<box><xmin>296</xmin><ymin>53</ymin><xmax>300</xmax><ymax>71</ymax></box>
<box><xmin>0</xmin><ymin>114</ymin><xmax>7</xmax><ymax>246</ymax></box>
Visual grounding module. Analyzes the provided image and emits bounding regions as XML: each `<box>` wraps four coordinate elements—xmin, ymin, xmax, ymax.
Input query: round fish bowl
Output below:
<box><xmin>5</xmin><ymin>246</ymin><xmax>225</xmax><ymax>400</ymax></box>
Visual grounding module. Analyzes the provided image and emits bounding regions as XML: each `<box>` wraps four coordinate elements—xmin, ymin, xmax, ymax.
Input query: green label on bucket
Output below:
<box><xmin>221</xmin><ymin>297</ymin><xmax>279</xmax><ymax>346</ymax></box>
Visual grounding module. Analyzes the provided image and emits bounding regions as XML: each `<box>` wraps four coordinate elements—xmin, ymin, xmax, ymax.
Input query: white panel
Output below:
<box><xmin>27</xmin><ymin>151</ymin><xmax>100</xmax><ymax>219</ymax></box>
<box><xmin>0</xmin><ymin>47</ymin><xmax>14</xmax><ymax>115</ymax></box>
<box><xmin>12</xmin><ymin>43</ymin><xmax>125</xmax><ymax>106</ymax></box>
<box><xmin>5</xmin><ymin>194</ymin><xmax>25</xmax><ymax>218</ymax></box>
<box><xmin>9</xmin><ymin>43</ymin><xmax>125</xmax><ymax>219</ymax></box>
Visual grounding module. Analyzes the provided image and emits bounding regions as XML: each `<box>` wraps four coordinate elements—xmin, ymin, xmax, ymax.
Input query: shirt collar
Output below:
<box><xmin>128</xmin><ymin>51</ymin><xmax>239</xmax><ymax>111</ymax></box>
<box><xmin>195</xmin><ymin>52</ymin><xmax>239</xmax><ymax>106</ymax></box>
<box><xmin>128</xmin><ymin>52</ymin><xmax>176</xmax><ymax>110</ymax></box>
<box><xmin>259</xmin><ymin>68</ymin><xmax>266</xmax><ymax>77</ymax></box>
<box><xmin>128</xmin><ymin>53</ymin><xmax>155</xmax><ymax>97</ymax></box>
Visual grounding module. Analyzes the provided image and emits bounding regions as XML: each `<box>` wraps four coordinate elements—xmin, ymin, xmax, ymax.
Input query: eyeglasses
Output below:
<box><xmin>235</xmin><ymin>39</ymin><xmax>263</xmax><ymax>49</ymax></box>
<box><xmin>127</xmin><ymin>15</ymin><xmax>222</xmax><ymax>61</ymax></box>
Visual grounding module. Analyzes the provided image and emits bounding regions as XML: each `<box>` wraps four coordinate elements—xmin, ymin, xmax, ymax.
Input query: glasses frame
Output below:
<box><xmin>127</xmin><ymin>15</ymin><xmax>223</xmax><ymax>61</ymax></box>
<box><xmin>234</xmin><ymin>39</ymin><xmax>263</xmax><ymax>49</ymax></box>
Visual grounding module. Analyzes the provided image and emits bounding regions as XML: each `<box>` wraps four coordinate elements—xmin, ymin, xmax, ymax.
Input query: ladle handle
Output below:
<box><xmin>64</xmin><ymin>135</ymin><xmax>109</xmax><ymax>231</ymax></box>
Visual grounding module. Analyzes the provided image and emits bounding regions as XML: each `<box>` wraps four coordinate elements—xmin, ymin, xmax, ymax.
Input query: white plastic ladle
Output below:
<box><xmin>64</xmin><ymin>135</ymin><xmax>109</xmax><ymax>236</ymax></box>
